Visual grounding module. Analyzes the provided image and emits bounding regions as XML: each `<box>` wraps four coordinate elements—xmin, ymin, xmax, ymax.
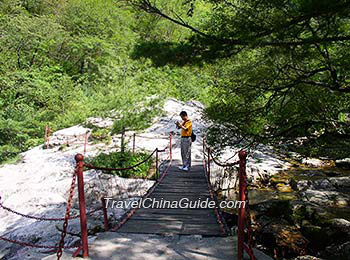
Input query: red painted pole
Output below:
<box><xmin>237</xmin><ymin>150</ymin><xmax>248</xmax><ymax>260</ymax></box>
<box><xmin>101</xmin><ymin>197</ymin><xmax>109</xmax><ymax>231</ymax></box>
<box><xmin>75</xmin><ymin>154</ymin><xmax>89</xmax><ymax>258</ymax></box>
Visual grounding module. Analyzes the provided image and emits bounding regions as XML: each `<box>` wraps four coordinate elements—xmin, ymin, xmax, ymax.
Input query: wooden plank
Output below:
<box><xmin>132</xmin><ymin>213</ymin><xmax>218</xmax><ymax>222</ymax></box>
<box><xmin>118</xmin><ymin>221</ymin><xmax>182</xmax><ymax>234</ymax></box>
<box><xmin>135</xmin><ymin>208</ymin><xmax>216</xmax><ymax>215</ymax></box>
<box><xmin>151</xmin><ymin>192</ymin><xmax>210</xmax><ymax>197</ymax></box>
<box><xmin>118</xmin><ymin>221</ymin><xmax>222</xmax><ymax>236</ymax></box>
<box><xmin>153</xmin><ymin>189</ymin><xmax>209</xmax><ymax>194</ymax></box>
<box><xmin>149</xmin><ymin>195</ymin><xmax>210</xmax><ymax>200</ymax></box>
<box><xmin>130</xmin><ymin>216</ymin><xmax>218</xmax><ymax>224</ymax></box>
<box><xmin>158</xmin><ymin>183</ymin><xmax>208</xmax><ymax>187</ymax></box>
<box><xmin>163</xmin><ymin>177</ymin><xmax>207</xmax><ymax>181</ymax></box>
<box><xmin>115</xmin><ymin>162</ymin><xmax>225</xmax><ymax>237</ymax></box>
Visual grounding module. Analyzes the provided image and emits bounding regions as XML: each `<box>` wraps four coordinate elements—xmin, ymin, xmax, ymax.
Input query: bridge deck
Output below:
<box><xmin>118</xmin><ymin>161</ymin><xmax>225</xmax><ymax>236</ymax></box>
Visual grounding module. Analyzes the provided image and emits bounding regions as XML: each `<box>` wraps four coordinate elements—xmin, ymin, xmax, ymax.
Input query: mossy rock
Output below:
<box><xmin>270</xmin><ymin>175</ymin><xmax>290</xmax><ymax>185</ymax></box>
<box><xmin>301</xmin><ymin>223</ymin><xmax>332</xmax><ymax>250</ymax></box>
<box><xmin>276</xmin><ymin>183</ymin><xmax>293</xmax><ymax>192</ymax></box>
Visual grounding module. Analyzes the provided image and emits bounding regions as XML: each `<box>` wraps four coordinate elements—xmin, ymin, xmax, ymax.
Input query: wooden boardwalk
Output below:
<box><xmin>118</xmin><ymin>160</ymin><xmax>225</xmax><ymax>236</ymax></box>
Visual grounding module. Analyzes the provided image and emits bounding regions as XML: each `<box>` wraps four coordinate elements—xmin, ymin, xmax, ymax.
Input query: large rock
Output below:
<box><xmin>329</xmin><ymin>218</ymin><xmax>350</xmax><ymax>238</ymax></box>
<box><xmin>297</xmin><ymin>176</ymin><xmax>350</xmax><ymax>192</ymax></box>
<box><xmin>324</xmin><ymin>241</ymin><xmax>350</xmax><ymax>259</ymax></box>
<box><xmin>300</xmin><ymin>189</ymin><xmax>350</xmax><ymax>208</ymax></box>
<box><xmin>335</xmin><ymin>158</ymin><xmax>350</xmax><ymax>169</ymax></box>
<box><xmin>293</xmin><ymin>256</ymin><xmax>324</xmax><ymax>260</ymax></box>
<box><xmin>259</xmin><ymin>219</ymin><xmax>309</xmax><ymax>258</ymax></box>
<box><xmin>301</xmin><ymin>158</ymin><xmax>325</xmax><ymax>168</ymax></box>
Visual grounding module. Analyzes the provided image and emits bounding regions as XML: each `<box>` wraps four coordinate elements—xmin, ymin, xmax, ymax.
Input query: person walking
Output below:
<box><xmin>176</xmin><ymin>111</ymin><xmax>192</xmax><ymax>171</ymax></box>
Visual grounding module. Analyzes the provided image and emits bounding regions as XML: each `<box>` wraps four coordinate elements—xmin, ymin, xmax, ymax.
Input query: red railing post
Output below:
<box><xmin>101</xmin><ymin>197</ymin><xmax>109</xmax><ymax>231</ymax></box>
<box><xmin>237</xmin><ymin>150</ymin><xmax>248</xmax><ymax>260</ymax></box>
<box><xmin>75</xmin><ymin>154</ymin><xmax>89</xmax><ymax>258</ymax></box>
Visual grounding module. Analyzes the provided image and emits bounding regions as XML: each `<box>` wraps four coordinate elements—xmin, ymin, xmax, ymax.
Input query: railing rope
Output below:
<box><xmin>44</xmin><ymin>126</ymin><xmax>89</xmax><ymax>155</ymax></box>
<box><xmin>57</xmin><ymin>163</ymin><xmax>79</xmax><ymax>260</ymax></box>
<box><xmin>1</xmin><ymin>133</ymin><xmax>172</xmax><ymax>259</ymax></box>
<box><xmin>203</xmin><ymin>136</ymin><xmax>256</xmax><ymax>260</ymax></box>
<box><xmin>0</xmin><ymin>198</ymin><xmax>101</xmax><ymax>221</ymax></box>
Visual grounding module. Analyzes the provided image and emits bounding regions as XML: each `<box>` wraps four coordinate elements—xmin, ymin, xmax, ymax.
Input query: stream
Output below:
<box><xmin>218</xmin><ymin>165</ymin><xmax>350</xmax><ymax>260</ymax></box>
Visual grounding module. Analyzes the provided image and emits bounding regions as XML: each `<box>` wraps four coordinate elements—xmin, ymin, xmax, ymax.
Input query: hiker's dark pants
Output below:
<box><xmin>181</xmin><ymin>137</ymin><xmax>191</xmax><ymax>168</ymax></box>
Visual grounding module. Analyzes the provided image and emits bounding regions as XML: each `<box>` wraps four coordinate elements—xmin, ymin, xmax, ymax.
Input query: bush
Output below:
<box><xmin>85</xmin><ymin>150</ymin><xmax>153</xmax><ymax>178</ymax></box>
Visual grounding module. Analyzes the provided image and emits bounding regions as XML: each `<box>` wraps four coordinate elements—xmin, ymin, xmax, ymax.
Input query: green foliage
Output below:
<box><xmin>85</xmin><ymin>151</ymin><xmax>153</xmax><ymax>178</ymax></box>
<box><xmin>0</xmin><ymin>0</ymin><xmax>211</xmax><ymax>163</ymax></box>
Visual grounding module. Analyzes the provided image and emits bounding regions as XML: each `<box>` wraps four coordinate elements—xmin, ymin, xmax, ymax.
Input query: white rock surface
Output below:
<box><xmin>301</xmin><ymin>158</ymin><xmax>325</xmax><ymax>168</ymax></box>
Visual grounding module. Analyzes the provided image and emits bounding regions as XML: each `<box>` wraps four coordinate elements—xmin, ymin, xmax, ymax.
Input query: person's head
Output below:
<box><xmin>179</xmin><ymin>111</ymin><xmax>188</xmax><ymax>121</ymax></box>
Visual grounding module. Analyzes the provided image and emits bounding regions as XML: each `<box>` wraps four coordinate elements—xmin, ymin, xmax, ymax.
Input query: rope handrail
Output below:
<box><xmin>134</xmin><ymin>134</ymin><xmax>169</xmax><ymax>140</ymax></box>
<box><xmin>0</xmin><ymin>235</ymin><xmax>77</xmax><ymax>249</ymax></box>
<box><xmin>203</xmin><ymin>136</ymin><xmax>256</xmax><ymax>260</ymax></box>
<box><xmin>110</xmin><ymin>144</ymin><xmax>173</xmax><ymax>232</ymax></box>
<box><xmin>0</xmin><ymin>200</ymin><xmax>102</xmax><ymax>221</ymax></box>
<box><xmin>203</xmin><ymin>137</ymin><xmax>240</xmax><ymax>167</ymax></box>
<box><xmin>84</xmin><ymin>148</ymin><xmax>157</xmax><ymax>171</ymax></box>
<box><xmin>1</xmin><ymin>133</ymin><xmax>172</xmax><ymax>258</ymax></box>
<box><xmin>52</xmin><ymin>133</ymin><xmax>89</xmax><ymax>138</ymax></box>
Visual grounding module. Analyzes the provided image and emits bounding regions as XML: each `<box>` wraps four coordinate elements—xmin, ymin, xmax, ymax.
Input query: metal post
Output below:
<box><xmin>155</xmin><ymin>149</ymin><xmax>159</xmax><ymax>179</ymax></box>
<box><xmin>75</xmin><ymin>154</ymin><xmax>89</xmax><ymax>258</ymax></box>
<box><xmin>132</xmin><ymin>133</ymin><xmax>136</xmax><ymax>154</ymax></box>
<box><xmin>101</xmin><ymin>198</ymin><xmax>109</xmax><ymax>231</ymax></box>
<box><xmin>237</xmin><ymin>150</ymin><xmax>247</xmax><ymax>260</ymax></box>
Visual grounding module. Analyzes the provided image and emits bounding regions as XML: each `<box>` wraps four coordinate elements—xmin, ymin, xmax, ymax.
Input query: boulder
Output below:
<box><xmin>276</xmin><ymin>183</ymin><xmax>293</xmax><ymax>193</ymax></box>
<box><xmin>297</xmin><ymin>180</ymin><xmax>310</xmax><ymax>191</ymax></box>
<box><xmin>324</xmin><ymin>241</ymin><xmax>350</xmax><ymax>259</ymax></box>
<box><xmin>335</xmin><ymin>158</ymin><xmax>350</xmax><ymax>169</ymax></box>
<box><xmin>301</xmin><ymin>158</ymin><xmax>325</xmax><ymax>168</ymax></box>
<box><xmin>260</xmin><ymin>219</ymin><xmax>309</xmax><ymax>258</ymax></box>
<box><xmin>293</xmin><ymin>256</ymin><xmax>324</xmax><ymax>260</ymax></box>
<box><xmin>329</xmin><ymin>218</ymin><xmax>350</xmax><ymax>238</ymax></box>
<box><xmin>300</xmin><ymin>189</ymin><xmax>350</xmax><ymax>208</ymax></box>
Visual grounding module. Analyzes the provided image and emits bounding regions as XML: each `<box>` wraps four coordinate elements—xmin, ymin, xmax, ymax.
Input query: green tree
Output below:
<box><xmin>129</xmin><ymin>0</ymin><xmax>350</xmax><ymax>158</ymax></box>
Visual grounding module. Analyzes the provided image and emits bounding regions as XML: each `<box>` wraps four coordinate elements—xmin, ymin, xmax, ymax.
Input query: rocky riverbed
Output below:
<box><xmin>217</xmin><ymin>157</ymin><xmax>350</xmax><ymax>260</ymax></box>
<box><xmin>2</xmin><ymin>97</ymin><xmax>347</xmax><ymax>260</ymax></box>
